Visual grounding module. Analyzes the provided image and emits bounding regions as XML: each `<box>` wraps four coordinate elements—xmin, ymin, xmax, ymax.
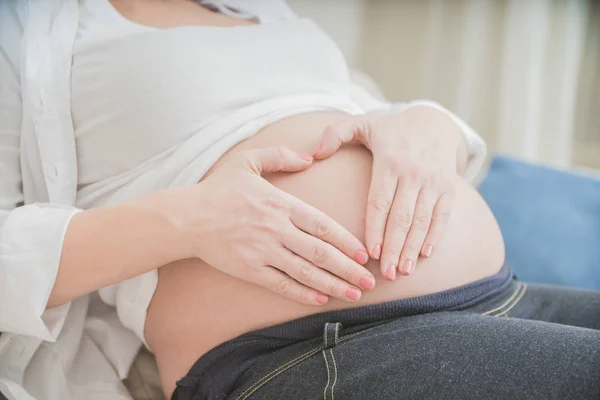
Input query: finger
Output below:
<box><xmin>241</xmin><ymin>146</ymin><xmax>313</xmax><ymax>175</ymax></box>
<box><xmin>288</xmin><ymin>197</ymin><xmax>369</xmax><ymax>265</ymax></box>
<box><xmin>365</xmin><ymin>160</ymin><xmax>399</xmax><ymax>261</ymax></box>
<box><xmin>282</xmin><ymin>228</ymin><xmax>375</xmax><ymax>293</ymax></box>
<box><xmin>276</xmin><ymin>249</ymin><xmax>363</xmax><ymax>302</ymax></box>
<box><xmin>258</xmin><ymin>266</ymin><xmax>329</xmax><ymax>306</ymax></box>
<box><xmin>312</xmin><ymin>116</ymin><xmax>373</xmax><ymax>159</ymax></box>
<box><xmin>421</xmin><ymin>190</ymin><xmax>455</xmax><ymax>258</ymax></box>
<box><xmin>380</xmin><ymin>177</ymin><xmax>419</xmax><ymax>280</ymax></box>
<box><xmin>398</xmin><ymin>189</ymin><xmax>438</xmax><ymax>276</ymax></box>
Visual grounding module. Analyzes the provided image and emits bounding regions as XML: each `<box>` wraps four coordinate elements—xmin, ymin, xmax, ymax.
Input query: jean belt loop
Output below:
<box><xmin>323</xmin><ymin>322</ymin><xmax>343</xmax><ymax>349</ymax></box>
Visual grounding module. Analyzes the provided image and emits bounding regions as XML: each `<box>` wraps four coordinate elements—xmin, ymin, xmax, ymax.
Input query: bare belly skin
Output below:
<box><xmin>144</xmin><ymin>112</ymin><xmax>506</xmax><ymax>397</ymax></box>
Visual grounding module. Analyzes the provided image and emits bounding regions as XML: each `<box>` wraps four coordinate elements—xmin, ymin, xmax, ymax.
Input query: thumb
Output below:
<box><xmin>242</xmin><ymin>146</ymin><xmax>314</xmax><ymax>176</ymax></box>
<box><xmin>312</xmin><ymin>116</ymin><xmax>372</xmax><ymax>160</ymax></box>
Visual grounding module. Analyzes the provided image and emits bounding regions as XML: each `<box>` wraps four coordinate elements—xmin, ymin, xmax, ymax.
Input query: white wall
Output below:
<box><xmin>287</xmin><ymin>0</ymin><xmax>600</xmax><ymax>170</ymax></box>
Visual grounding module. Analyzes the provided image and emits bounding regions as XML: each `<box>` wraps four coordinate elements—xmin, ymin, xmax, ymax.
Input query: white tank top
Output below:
<box><xmin>72</xmin><ymin>0</ymin><xmax>362</xmax><ymax>209</ymax></box>
<box><xmin>71</xmin><ymin>0</ymin><xmax>363</xmax><ymax>343</ymax></box>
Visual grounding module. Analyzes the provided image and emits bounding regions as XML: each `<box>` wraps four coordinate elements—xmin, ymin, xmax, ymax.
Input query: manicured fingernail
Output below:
<box><xmin>371</xmin><ymin>244</ymin><xmax>382</xmax><ymax>260</ymax></box>
<box><xmin>385</xmin><ymin>264</ymin><xmax>396</xmax><ymax>280</ymax></box>
<box><xmin>346</xmin><ymin>287</ymin><xmax>362</xmax><ymax>301</ymax></box>
<box><xmin>312</xmin><ymin>142</ymin><xmax>323</xmax><ymax>156</ymax></box>
<box><xmin>423</xmin><ymin>244</ymin><xmax>433</xmax><ymax>258</ymax></box>
<box><xmin>316</xmin><ymin>293</ymin><xmax>329</xmax><ymax>305</ymax></box>
<box><xmin>298</xmin><ymin>153</ymin><xmax>313</xmax><ymax>162</ymax></box>
<box><xmin>359</xmin><ymin>276</ymin><xmax>375</xmax><ymax>290</ymax></box>
<box><xmin>354</xmin><ymin>249</ymin><xmax>369</xmax><ymax>264</ymax></box>
<box><xmin>401</xmin><ymin>259</ymin><xmax>414</xmax><ymax>276</ymax></box>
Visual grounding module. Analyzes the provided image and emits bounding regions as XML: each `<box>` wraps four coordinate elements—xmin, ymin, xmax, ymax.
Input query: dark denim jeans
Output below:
<box><xmin>174</xmin><ymin>271</ymin><xmax>600</xmax><ymax>400</ymax></box>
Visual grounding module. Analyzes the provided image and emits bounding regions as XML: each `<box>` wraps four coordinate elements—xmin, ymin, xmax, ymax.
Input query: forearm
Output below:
<box><xmin>48</xmin><ymin>192</ymin><xmax>189</xmax><ymax>308</ymax></box>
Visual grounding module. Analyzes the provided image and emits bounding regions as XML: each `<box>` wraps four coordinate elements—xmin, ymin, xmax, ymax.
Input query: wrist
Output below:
<box><xmin>128</xmin><ymin>188</ymin><xmax>196</xmax><ymax>262</ymax></box>
<box><xmin>402</xmin><ymin>105</ymin><xmax>468</xmax><ymax>174</ymax></box>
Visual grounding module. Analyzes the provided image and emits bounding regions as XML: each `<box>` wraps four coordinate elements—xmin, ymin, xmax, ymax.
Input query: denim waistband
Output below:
<box><xmin>174</xmin><ymin>264</ymin><xmax>513</xmax><ymax>399</ymax></box>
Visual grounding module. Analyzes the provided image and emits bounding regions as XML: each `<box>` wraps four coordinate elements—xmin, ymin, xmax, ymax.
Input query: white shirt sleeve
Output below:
<box><xmin>0</xmin><ymin>1</ymin><xmax>80</xmax><ymax>341</ymax></box>
<box><xmin>348</xmin><ymin>81</ymin><xmax>487</xmax><ymax>183</ymax></box>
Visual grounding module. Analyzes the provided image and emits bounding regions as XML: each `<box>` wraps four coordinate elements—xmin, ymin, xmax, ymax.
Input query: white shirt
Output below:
<box><xmin>0</xmin><ymin>1</ymin><xmax>487</xmax><ymax>399</ymax></box>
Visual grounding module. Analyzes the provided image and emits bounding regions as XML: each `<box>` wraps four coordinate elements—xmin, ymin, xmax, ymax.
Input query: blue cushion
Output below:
<box><xmin>479</xmin><ymin>154</ymin><xmax>600</xmax><ymax>290</ymax></box>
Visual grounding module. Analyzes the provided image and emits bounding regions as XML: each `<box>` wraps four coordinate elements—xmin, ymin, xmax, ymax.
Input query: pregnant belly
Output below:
<box><xmin>144</xmin><ymin>111</ymin><xmax>506</xmax><ymax>396</ymax></box>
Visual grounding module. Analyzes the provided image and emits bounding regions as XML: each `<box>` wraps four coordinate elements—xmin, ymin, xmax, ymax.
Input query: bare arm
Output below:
<box><xmin>49</xmin><ymin>146</ymin><xmax>376</xmax><ymax>309</ymax></box>
<box><xmin>48</xmin><ymin>196</ymin><xmax>186</xmax><ymax>308</ymax></box>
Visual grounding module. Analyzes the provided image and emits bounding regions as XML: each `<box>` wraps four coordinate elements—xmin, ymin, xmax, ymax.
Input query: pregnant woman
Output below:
<box><xmin>1</xmin><ymin>1</ymin><xmax>599</xmax><ymax>400</ymax></box>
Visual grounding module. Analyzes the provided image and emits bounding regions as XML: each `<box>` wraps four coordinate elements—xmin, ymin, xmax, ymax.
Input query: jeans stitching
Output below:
<box><xmin>481</xmin><ymin>283</ymin><xmax>523</xmax><ymax>315</ymax></box>
<box><xmin>338</xmin><ymin>325</ymin><xmax>380</xmax><ymax>343</ymax></box>
<box><xmin>329</xmin><ymin>348</ymin><xmax>339</xmax><ymax>400</ymax></box>
<box><xmin>494</xmin><ymin>284</ymin><xmax>528</xmax><ymax>317</ymax></box>
<box><xmin>322</xmin><ymin>350</ymin><xmax>331</xmax><ymax>400</ymax></box>
<box><xmin>240</xmin><ymin>283</ymin><xmax>524</xmax><ymax>399</ymax></box>
<box><xmin>334</xmin><ymin>324</ymin><xmax>340</xmax><ymax>345</ymax></box>
<box><xmin>339</xmin><ymin>331</ymin><xmax>363</xmax><ymax>342</ymax></box>
<box><xmin>336</xmin><ymin>282</ymin><xmax>521</xmax><ymax>342</ymax></box>
<box><xmin>236</xmin><ymin>347</ymin><xmax>322</xmax><ymax>400</ymax></box>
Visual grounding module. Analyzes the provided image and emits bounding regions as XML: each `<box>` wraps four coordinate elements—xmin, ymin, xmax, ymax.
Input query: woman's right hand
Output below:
<box><xmin>169</xmin><ymin>146</ymin><xmax>375</xmax><ymax>305</ymax></box>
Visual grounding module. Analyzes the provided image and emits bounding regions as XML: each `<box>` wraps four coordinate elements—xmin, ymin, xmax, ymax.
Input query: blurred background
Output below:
<box><xmin>288</xmin><ymin>0</ymin><xmax>600</xmax><ymax>171</ymax></box>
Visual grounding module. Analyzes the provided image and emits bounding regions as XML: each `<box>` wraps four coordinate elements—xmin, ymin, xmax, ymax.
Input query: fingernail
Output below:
<box><xmin>359</xmin><ymin>276</ymin><xmax>375</xmax><ymax>290</ymax></box>
<box><xmin>423</xmin><ymin>244</ymin><xmax>433</xmax><ymax>258</ymax></box>
<box><xmin>385</xmin><ymin>264</ymin><xmax>396</xmax><ymax>280</ymax></box>
<box><xmin>298</xmin><ymin>153</ymin><xmax>313</xmax><ymax>162</ymax></box>
<box><xmin>312</xmin><ymin>142</ymin><xmax>323</xmax><ymax>156</ymax></box>
<box><xmin>316</xmin><ymin>293</ymin><xmax>329</xmax><ymax>305</ymax></box>
<box><xmin>354</xmin><ymin>249</ymin><xmax>369</xmax><ymax>265</ymax></box>
<box><xmin>345</xmin><ymin>287</ymin><xmax>362</xmax><ymax>301</ymax></box>
<box><xmin>401</xmin><ymin>259</ymin><xmax>414</xmax><ymax>276</ymax></box>
<box><xmin>371</xmin><ymin>244</ymin><xmax>382</xmax><ymax>260</ymax></box>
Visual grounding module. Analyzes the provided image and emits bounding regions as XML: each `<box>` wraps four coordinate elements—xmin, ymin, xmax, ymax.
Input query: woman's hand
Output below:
<box><xmin>313</xmin><ymin>106</ymin><xmax>468</xmax><ymax>280</ymax></box>
<box><xmin>169</xmin><ymin>146</ymin><xmax>375</xmax><ymax>305</ymax></box>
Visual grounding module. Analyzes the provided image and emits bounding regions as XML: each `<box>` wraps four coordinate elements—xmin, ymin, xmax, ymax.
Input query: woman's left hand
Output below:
<box><xmin>313</xmin><ymin>106</ymin><xmax>468</xmax><ymax>280</ymax></box>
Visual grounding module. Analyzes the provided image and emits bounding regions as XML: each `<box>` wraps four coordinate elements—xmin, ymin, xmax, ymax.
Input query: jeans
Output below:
<box><xmin>174</xmin><ymin>271</ymin><xmax>600</xmax><ymax>400</ymax></box>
